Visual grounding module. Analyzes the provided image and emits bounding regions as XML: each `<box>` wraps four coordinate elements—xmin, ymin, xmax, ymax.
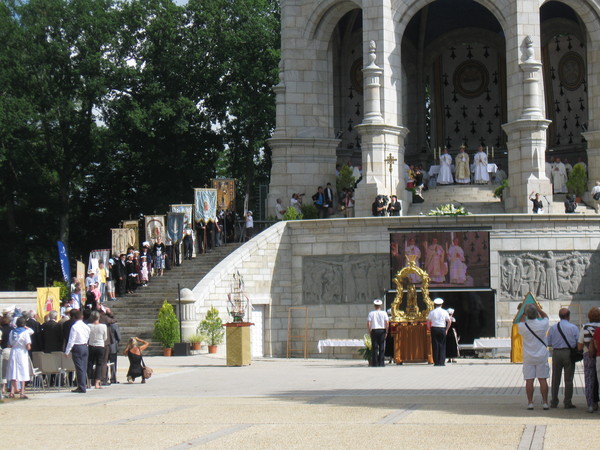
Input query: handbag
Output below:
<box><xmin>593</xmin><ymin>191</ymin><xmax>600</xmax><ymax>200</ymax></box>
<box><xmin>557</xmin><ymin>323</ymin><xmax>583</xmax><ymax>363</ymax></box>
<box><xmin>141</xmin><ymin>355</ymin><xmax>153</xmax><ymax>379</ymax></box>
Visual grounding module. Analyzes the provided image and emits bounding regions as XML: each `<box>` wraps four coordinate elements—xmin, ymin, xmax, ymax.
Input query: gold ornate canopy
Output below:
<box><xmin>391</xmin><ymin>255</ymin><xmax>434</xmax><ymax>322</ymax></box>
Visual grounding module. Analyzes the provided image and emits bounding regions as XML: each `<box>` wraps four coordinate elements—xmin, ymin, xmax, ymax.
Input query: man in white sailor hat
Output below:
<box><xmin>367</xmin><ymin>299</ymin><xmax>389</xmax><ymax>367</ymax></box>
<box><xmin>427</xmin><ymin>298</ymin><xmax>451</xmax><ymax>366</ymax></box>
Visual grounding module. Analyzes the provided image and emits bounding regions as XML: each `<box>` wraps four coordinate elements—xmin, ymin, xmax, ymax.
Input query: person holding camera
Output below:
<box><xmin>564</xmin><ymin>194</ymin><xmax>577</xmax><ymax>214</ymax></box>
<box><xmin>387</xmin><ymin>195</ymin><xmax>401</xmax><ymax>216</ymax></box>
<box><xmin>372</xmin><ymin>195</ymin><xmax>387</xmax><ymax>216</ymax></box>
<box><xmin>518</xmin><ymin>304</ymin><xmax>550</xmax><ymax>410</ymax></box>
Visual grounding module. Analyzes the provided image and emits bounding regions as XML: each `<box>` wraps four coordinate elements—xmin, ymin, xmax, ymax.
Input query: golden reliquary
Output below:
<box><xmin>390</xmin><ymin>255</ymin><xmax>435</xmax><ymax>322</ymax></box>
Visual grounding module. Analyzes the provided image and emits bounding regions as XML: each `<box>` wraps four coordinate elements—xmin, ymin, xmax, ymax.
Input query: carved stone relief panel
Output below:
<box><xmin>302</xmin><ymin>254</ymin><xmax>390</xmax><ymax>305</ymax></box>
<box><xmin>499</xmin><ymin>251</ymin><xmax>598</xmax><ymax>301</ymax></box>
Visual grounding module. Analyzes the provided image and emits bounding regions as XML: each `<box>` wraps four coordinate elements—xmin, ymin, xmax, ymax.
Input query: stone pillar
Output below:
<box><xmin>177</xmin><ymin>288</ymin><xmax>198</xmax><ymax>341</ymax></box>
<box><xmin>502</xmin><ymin>36</ymin><xmax>552</xmax><ymax>213</ymax></box>
<box><xmin>583</xmin><ymin>131</ymin><xmax>600</xmax><ymax>199</ymax></box>
<box><xmin>354</xmin><ymin>40</ymin><xmax>408</xmax><ymax>216</ymax></box>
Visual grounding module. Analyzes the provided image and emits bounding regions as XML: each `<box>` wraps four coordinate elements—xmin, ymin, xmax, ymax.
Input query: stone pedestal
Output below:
<box><xmin>225</xmin><ymin>323</ymin><xmax>253</xmax><ymax>366</ymax></box>
<box><xmin>354</xmin><ymin>125</ymin><xmax>409</xmax><ymax>216</ymax></box>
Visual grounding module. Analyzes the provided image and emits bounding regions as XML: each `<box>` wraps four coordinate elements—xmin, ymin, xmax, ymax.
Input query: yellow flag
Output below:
<box><xmin>36</xmin><ymin>287</ymin><xmax>61</xmax><ymax>324</ymax></box>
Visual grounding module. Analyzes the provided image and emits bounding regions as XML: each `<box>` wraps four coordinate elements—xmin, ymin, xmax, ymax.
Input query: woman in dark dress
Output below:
<box><xmin>529</xmin><ymin>192</ymin><xmax>543</xmax><ymax>214</ymax></box>
<box><xmin>446</xmin><ymin>308</ymin><xmax>460</xmax><ymax>363</ymax></box>
<box><xmin>124</xmin><ymin>337</ymin><xmax>149</xmax><ymax>383</ymax></box>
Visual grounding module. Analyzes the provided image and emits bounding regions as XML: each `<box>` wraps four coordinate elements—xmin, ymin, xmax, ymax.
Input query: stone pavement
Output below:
<box><xmin>1</xmin><ymin>355</ymin><xmax>597</xmax><ymax>449</ymax></box>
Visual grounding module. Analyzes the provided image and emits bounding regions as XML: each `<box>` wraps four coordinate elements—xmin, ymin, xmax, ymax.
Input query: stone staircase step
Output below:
<box><xmin>109</xmin><ymin>242</ymin><xmax>243</xmax><ymax>355</ymax></box>
<box><xmin>407</xmin><ymin>184</ymin><xmax>503</xmax><ymax>215</ymax></box>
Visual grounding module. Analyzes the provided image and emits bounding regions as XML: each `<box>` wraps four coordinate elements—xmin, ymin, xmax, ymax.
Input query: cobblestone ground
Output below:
<box><xmin>1</xmin><ymin>355</ymin><xmax>596</xmax><ymax>449</ymax></box>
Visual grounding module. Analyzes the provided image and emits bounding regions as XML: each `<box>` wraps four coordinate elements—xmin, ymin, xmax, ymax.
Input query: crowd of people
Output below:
<box><xmin>0</xmin><ymin>304</ymin><xmax>129</xmax><ymax>398</ymax></box>
<box><xmin>518</xmin><ymin>304</ymin><xmax>600</xmax><ymax>412</ymax></box>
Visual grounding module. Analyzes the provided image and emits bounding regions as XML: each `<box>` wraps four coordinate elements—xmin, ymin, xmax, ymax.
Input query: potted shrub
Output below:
<box><xmin>188</xmin><ymin>333</ymin><xmax>207</xmax><ymax>351</ymax></box>
<box><xmin>153</xmin><ymin>300</ymin><xmax>180</xmax><ymax>356</ymax></box>
<box><xmin>566</xmin><ymin>164</ymin><xmax>587</xmax><ymax>202</ymax></box>
<box><xmin>357</xmin><ymin>334</ymin><xmax>373</xmax><ymax>366</ymax></box>
<box><xmin>198</xmin><ymin>306</ymin><xmax>224</xmax><ymax>353</ymax></box>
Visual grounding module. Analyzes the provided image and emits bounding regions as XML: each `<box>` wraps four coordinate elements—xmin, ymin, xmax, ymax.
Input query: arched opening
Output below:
<box><xmin>540</xmin><ymin>1</ymin><xmax>588</xmax><ymax>165</ymax></box>
<box><xmin>401</xmin><ymin>0</ymin><xmax>506</xmax><ymax>167</ymax></box>
<box><xmin>331</xmin><ymin>9</ymin><xmax>363</xmax><ymax>166</ymax></box>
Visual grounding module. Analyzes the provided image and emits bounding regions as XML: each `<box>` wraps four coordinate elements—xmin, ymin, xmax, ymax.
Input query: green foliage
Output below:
<box><xmin>283</xmin><ymin>207</ymin><xmax>303</xmax><ymax>221</ymax></box>
<box><xmin>0</xmin><ymin>0</ymin><xmax>281</xmax><ymax>289</ymax></box>
<box><xmin>493</xmin><ymin>179</ymin><xmax>509</xmax><ymax>199</ymax></box>
<box><xmin>300</xmin><ymin>204</ymin><xmax>318</xmax><ymax>220</ymax></box>
<box><xmin>566</xmin><ymin>164</ymin><xmax>587</xmax><ymax>197</ymax></box>
<box><xmin>427</xmin><ymin>204</ymin><xmax>471</xmax><ymax>216</ymax></box>
<box><xmin>52</xmin><ymin>281</ymin><xmax>69</xmax><ymax>301</ymax></box>
<box><xmin>336</xmin><ymin>165</ymin><xmax>355</xmax><ymax>193</ymax></box>
<box><xmin>198</xmin><ymin>306</ymin><xmax>224</xmax><ymax>346</ymax></box>
<box><xmin>153</xmin><ymin>300</ymin><xmax>180</xmax><ymax>349</ymax></box>
<box><xmin>187</xmin><ymin>332</ymin><xmax>208</xmax><ymax>344</ymax></box>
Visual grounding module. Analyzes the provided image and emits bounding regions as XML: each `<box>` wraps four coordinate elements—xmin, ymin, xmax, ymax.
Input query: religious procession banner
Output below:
<box><xmin>36</xmin><ymin>287</ymin><xmax>61</xmax><ymax>323</ymax></box>
<box><xmin>111</xmin><ymin>228</ymin><xmax>136</xmax><ymax>256</ymax></box>
<box><xmin>194</xmin><ymin>188</ymin><xmax>217</xmax><ymax>224</ymax></box>
<box><xmin>510</xmin><ymin>292</ymin><xmax>543</xmax><ymax>363</ymax></box>
<box><xmin>76</xmin><ymin>260</ymin><xmax>86</xmax><ymax>291</ymax></box>
<box><xmin>122</xmin><ymin>220</ymin><xmax>140</xmax><ymax>250</ymax></box>
<box><xmin>144</xmin><ymin>215</ymin><xmax>166</xmax><ymax>245</ymax></box>
<box><xmin>166</xmin><ymin>212</ymin><xmax>185</xmax><ymax>244</ymax></box>
<box><xmin>212</xmin><ymin>178</ymin><xmax>236</xmax><ymax>212</ymax></box>
<box><xmin>57</xmin><ymin>241</ymin><xmax>70</xmax><ymax>284</ymax></box>
<box><xmin>169</xmin><ymin>204</ymin><xmax>193</xmax><ymax>230</ymax></box>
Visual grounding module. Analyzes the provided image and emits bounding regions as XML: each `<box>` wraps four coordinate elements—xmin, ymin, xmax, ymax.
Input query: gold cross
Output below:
<box><xmin>385</xmin><ymin>153</ymin><xmax>397</xmax><ymax>190</ymax></box>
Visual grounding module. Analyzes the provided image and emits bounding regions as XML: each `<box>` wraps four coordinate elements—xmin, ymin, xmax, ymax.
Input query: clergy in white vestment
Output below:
<box><xmin>552</xmin><ymin>157</ymin><xmax>568</xmax><ymax>193</ymax></box>
<box><xmin>425</xmin><ymin>238</ymin><xmax>447</xmax><ymax>283</ymax></box>
<box><xmin>404</xmin><ymin>238</ymin><xmax>422</xmax><ymax>283</ymax></box>
<box><xmin>447</xmin><ymin>238</ymin><xmax>468</xmax><ymax>284</ymax></box>
<box><xmin>493</xmin><ymin>164</ymin><xmax>507</xmax><ymax>185</ymax></box>
<box><xmin>455</xmin><ymin>146</ymin><xmax>470</xmax><ymax>184</ymax></box>
<box><xmin>437</xmin><ymin>148</ymin><xmax>454</xmax><ymax>185</ymax></box>
<box><xmin>473</xmin><ymin>146</ymin><xmax>489</xmax><ymax>184</ymax></box>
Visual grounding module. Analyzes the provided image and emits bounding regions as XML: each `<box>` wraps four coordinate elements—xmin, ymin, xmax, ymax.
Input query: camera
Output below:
<box><xmin>378</xmin><ymin>195</ymin><xmax>389</xmax><ymax>205</ymax></box>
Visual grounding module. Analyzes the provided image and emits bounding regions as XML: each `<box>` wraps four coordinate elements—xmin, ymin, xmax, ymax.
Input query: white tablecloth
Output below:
<box><xmin>473</xmin><ymin>338</ymin><xmax>511</xmax><ymax>349</ymax></box>
<box><xmin>317</xmin><ymin>339</ymin><xmax>365</xmax><ymax>353</ymax></box>
<box><xmin>428</xmin><ymin>163</ymin><xmax>498</xmax><ymax>177</ymax></box>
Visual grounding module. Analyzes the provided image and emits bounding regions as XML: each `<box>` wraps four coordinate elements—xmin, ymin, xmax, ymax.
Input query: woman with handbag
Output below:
<box><xmin>124</xmin><ymin>337</ymin><xmax>149</xmax><ymax>383</ymax></box>
<box><xmin>87</xmin><ymin>311</ymin><xmax>108</xmax><ymax>390</ymax></box>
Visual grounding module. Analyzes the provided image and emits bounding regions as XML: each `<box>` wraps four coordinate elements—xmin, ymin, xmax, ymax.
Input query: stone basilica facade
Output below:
<box><xmin>267</xmin><ymin>0</ymin><xmax>600</xmax><ymax>215</ymax></box>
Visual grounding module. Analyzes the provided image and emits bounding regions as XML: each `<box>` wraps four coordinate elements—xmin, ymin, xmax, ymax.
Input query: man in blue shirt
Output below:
<box><xmin>547</xmin><ymin>308</ymin><xmax>580</xmax><ymax>409</ymax></box>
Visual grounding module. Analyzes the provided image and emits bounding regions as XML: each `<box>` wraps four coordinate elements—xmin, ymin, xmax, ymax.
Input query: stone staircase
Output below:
<box><xmin>109</xmin><ymin>244</ymin><xmax>242</xmax><ymax>355</ymax></box>
<box><xmin>407</xmin><ymin>184</ymin><xmax>505</xmax><ymax>216</ymax></box>
<box><xmin>551</xmin><ymin>193</ymin><xmax>597</xmax><ymax>215</ymax></box>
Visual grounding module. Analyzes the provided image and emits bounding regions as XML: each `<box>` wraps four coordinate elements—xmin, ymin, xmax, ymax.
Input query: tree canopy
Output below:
<box><xmin>0</xmin><ymin>0</ymin><xmax>280</xmax><ymax>289</ymax></box>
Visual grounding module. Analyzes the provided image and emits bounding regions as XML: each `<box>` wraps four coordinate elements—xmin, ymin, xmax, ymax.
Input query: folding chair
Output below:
<box><xmin>38</xmin><ymin>352</ymin><xmax>63</xmax><ymax>390</ymax></box>
<box><xmin>52</xmin><ymin>351</ymin><xmax>75</xmax><ymax>388</ymax></box>
<box><xmin>28</xmin><ymin>354</ymin><xmax>45</xmax><ymax>392</ymax></box>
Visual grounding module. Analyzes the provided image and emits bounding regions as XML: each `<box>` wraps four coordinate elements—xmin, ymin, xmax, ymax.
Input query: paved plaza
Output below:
<box><xmin>1</xmin><ymin>354</ymin><xmax>597</xmax><ymax>449</ymax></box>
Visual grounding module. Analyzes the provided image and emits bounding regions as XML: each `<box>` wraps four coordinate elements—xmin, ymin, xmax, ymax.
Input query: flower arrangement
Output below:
<box><xmin>427</xmin><ymin>203</ymin><xmax>470</xmax><ymax>216</ymax></box>
<box><xmin>357</xmin><ymin>333</ymin><xmax>372</xmax><ymax>363</ymax></box>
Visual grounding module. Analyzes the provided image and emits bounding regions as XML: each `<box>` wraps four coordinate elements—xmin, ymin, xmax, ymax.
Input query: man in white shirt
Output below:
<box><xmin>275</xmin><ymin>198</ymin><xmax>286</xmax><ymax>220</ymax></box>
<box><xmin>427</xmin><ymin>298</ymin><xmax>451</xmax><ymax>366</ymax></box>
<box><xmin>518</xmin><ymin>304</ymin><xmax>550</xmax><ymax>410</ymax></box>
<box><xmin>547</xmin><ymin>308</ymin><xmax>580</xmax><ymax>409</ymax></box>
<box><xmin>367</xmin><ymin>299</ymin><xmax>389</xmax><ymax>367</ymax></box>
<box><xmin>64</xmin><ymin>310</ymin><xmax>90</xmax><ymax>393</ymax></box>
<box><xmin>591</xmin><ymin>181</ymin><xmax>600</xmax><ymax>213</ymax></box>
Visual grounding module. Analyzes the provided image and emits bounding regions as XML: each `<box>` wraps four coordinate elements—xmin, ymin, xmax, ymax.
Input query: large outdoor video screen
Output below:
<box><xmin>390</xmin><ymin>230</ymin><xmax>490</xmax><ymax>289</ymax></box>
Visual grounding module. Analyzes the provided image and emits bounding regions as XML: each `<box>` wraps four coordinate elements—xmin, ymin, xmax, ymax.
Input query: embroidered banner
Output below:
<box><xmin>194</xmin><ymin>188</ymin><xmax>217</xmax><ymax>223</ymax></box>
<box><xmin>167</xmin><ymin>212</ymin><xmax>185</xmax><ymax>244</ymax></box>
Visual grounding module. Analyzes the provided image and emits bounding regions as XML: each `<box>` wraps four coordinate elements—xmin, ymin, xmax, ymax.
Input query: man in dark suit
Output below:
<box><xmin>22</xmin><ymin>310</ymin><xmax>41</xmax><ymax>353</ymax></box>
<box><xmin>113</xmin><ymin>254</ymin><xmax>127</xmax><ymax>298</ymax></box>
<box><xmin>324</xmin><ymin>182</ymin><xmax>334</xmax><ymax>217</ymax></box>
<box><xmin>40</xmin><ymin>310</ymin><xmax>63</xmax><ymax>353</ymax></box>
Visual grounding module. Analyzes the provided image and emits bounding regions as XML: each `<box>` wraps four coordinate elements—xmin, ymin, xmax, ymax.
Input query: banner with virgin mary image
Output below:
<box><xmin>194</xmin><ymin>188</ymin><xmax>217</xmax><ymax>224</ymax></box>
<box><xmin>145</xmin><ymin>215</ymin><xmax>166</xmax><ymax>245</ymax></box>
<box><xmin>170</xmin><ymin>204</ymin><xmax>193</xmax><ymax>230</ymax></box>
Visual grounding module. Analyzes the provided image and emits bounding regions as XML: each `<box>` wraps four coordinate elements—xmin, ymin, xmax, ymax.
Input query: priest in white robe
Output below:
<box><xmin>455</xmin><ymin>146</ymin><xmax>470</xmax><ymax>184</ymax></box>
<box><xmin>552</xmin><ymin>157</ymin><xmax>568</xmax><ymax>193</ymax></box>
<box><xmin>473</xmin><ymin>146</ymin><xmax>489</xmax><ymax>184</ymax></box>
<box><xmin>437</xmin><ymin>148</ymin><xmax>454</xmax><ymax>185</ymax></box>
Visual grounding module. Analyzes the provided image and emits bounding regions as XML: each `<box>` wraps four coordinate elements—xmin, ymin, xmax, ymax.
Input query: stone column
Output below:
<box><xmin>502</xmin><ymin>36</ymin><xmax>552</xmax><ymax>213</ymax></box>
<box><xmin>354</xmin><ymin>41</ymin><xmax>408</xmax><ymax>216</ymax></box>
<box><xmin>177</xmin><ymin>288</ymin><xmax>198</xmax><ymax>341</ymax></box>
<box><xmin>583</xmin><ymin>131</ymin><xmax>600</xmax><ymax>199</ymax></box>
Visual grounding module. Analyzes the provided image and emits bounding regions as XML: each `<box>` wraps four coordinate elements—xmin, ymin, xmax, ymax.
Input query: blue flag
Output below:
<box><xmin>57</xmin><ymin>241</ymin><xmax>71</xmax><ymax>283</ymax></box>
